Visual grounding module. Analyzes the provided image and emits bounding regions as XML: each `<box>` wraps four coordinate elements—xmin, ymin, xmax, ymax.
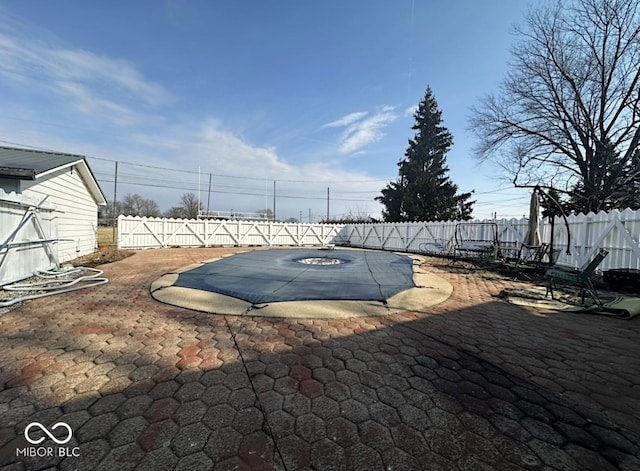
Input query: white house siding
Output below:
<box><xmin>21</xmin><ymin>166</ymin><xmax>98</xmax><ymax>261</ymax></box>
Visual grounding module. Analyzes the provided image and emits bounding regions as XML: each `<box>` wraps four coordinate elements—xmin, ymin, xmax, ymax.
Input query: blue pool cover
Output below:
<box><xmin>173</xmin><ymin>248</ymin><xmax>415</xmax><ymax>304</ymax></box>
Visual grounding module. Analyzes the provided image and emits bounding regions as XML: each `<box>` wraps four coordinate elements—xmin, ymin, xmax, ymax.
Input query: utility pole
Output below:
<box><xmin>326</xmin><ymin>187</ymin><xmax>330</xmax><ymax>221</ymax></box>
<box><xmin>206</xmin><ymin>173</ymin><xmax>212</xmax><ymax>217</ymax></box>
<box><xmin>111</xmin><ymin>161</ymin><xmax>118</xmax><ymax>246</ymax></box>
<box><xmin>273</xmin><ymin>180</ymin><xmax>276</xmax><ymax>221</ymax></box>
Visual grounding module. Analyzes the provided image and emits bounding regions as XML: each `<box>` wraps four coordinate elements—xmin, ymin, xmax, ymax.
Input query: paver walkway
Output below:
<box><xmin>0</xmin><ymin>248</ymin><xmax>638</xmax><ymax>470</ymax></box>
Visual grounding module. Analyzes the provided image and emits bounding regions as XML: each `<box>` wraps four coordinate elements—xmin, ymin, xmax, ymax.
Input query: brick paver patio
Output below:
<box><xmin>0</xmin><ymin>247</ymin><xmax>638</xmax><ymax>470</ymax></box>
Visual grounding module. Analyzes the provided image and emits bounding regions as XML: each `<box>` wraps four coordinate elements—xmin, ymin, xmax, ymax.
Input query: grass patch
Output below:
<box><xmin>98</xmin><ymin>226</ymin><xmax>117</xmax><ymax>245</ymax></box>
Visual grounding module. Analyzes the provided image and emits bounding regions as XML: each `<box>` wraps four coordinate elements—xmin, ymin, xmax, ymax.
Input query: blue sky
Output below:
<box><xmin>0</xmin><ymin>1</ymin><xmax>536</xmax><ymax>221</ymax></box>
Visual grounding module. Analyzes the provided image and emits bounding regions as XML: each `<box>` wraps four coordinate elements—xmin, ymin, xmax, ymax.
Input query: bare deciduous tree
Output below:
<box><xmin>179</xmin><ymin>192</ymin><xmax>202</xmax><ymax>219</ymax></box>
<box><xmin>121</xmin><ymin>193</ymin><xmax>161</xmax><ymax>217</ymax></box>
<box><xmin>164</xmin><ymin>192</ymin><xmax>203</xmax><ymax>219</ymax></box>
<box><xmin>256</xmin><ymin>208</ymin><xmax>274</xmax><ymax>221</ymax></box>
<box><xmin>471</xmin><ymin>0</ymin><xmax>640</xmax><ymax>213</ymax></box>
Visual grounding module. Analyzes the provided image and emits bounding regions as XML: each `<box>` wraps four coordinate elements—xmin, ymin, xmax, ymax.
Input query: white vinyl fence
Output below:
<box><xmin>0</xmin><ymin>189</ymin><xmax>58</xmax><ymax>285</ymax></box>
<box><xmin>117</xmin><ymin>216</ymin><xmax>346</xmax><ymax>249</ymax></box>
<box><xmin>117</xmin><ymin>208</ymin><xmax>640</xmax><ymax>271</ymax></box>
<box><xmin>344</xmin><ymin>208</ymin><xmax>640</xmax><ymax>271</ymax></box>
<box><xmin>552</xmin><ymin>209</ymin><xmax>640</xmax><ymax>270</ymax></box>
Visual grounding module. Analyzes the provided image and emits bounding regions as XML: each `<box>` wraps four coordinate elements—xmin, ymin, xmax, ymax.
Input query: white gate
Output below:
<box><xmin>0</xmin><ymin>190</ymin><xmax>58</xmax><ymax>285</ymax></box>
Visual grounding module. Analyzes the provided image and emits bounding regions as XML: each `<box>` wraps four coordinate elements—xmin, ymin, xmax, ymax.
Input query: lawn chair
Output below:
<box><xmin>545</xmin><ymin>248</ymin><xmax>609</xmax><ymax>307</ymax></box>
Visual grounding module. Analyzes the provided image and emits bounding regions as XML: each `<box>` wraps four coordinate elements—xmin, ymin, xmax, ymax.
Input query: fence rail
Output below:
<box><xmin>343</xmin><ymin>208</ymin><xmax>640</xmax><ymax>271</ymax></box>
<box><xmin>117</xmin><ymin>216</ymin><xmax>346</xmax><ymax>248</ymax></box>
<box><xmin>117</xmin><ymin>208</ymin><xmax>640</xmax><ymax>271</ymax></box>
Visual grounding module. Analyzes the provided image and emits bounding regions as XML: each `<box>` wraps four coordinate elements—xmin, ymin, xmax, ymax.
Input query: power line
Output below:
<box><xmin>94</xmin><ymin>171</ymin><xmax>381</xmax><ymax>199</ymax></box>
<box><xmin>1</xmin><ymin>137</ymin><xmax>533</xmax><ymax>191</ymax></box>
<box><xmin>472</xmin><ymin>197</ymin><xmax>529</xmax><ymax>207</ymax></box>
<box><xmin>1</xmin><ymin>137</ymin><xmax>532</xmax><ymax>215</ymax></box>
<box><xmin>89</xmin><ymin>155</ymin><xmax>392</xmax><ymax>184</ymax></box>
<box><xmin>95</xmin><ymin>177</ymin><xmax>375</xmax><ymax>202</ymax></box>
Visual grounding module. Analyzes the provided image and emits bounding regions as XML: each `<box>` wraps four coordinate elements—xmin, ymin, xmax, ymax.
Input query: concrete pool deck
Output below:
<box><xmin>0</xmin><ymin>247</ymin><xmax>638</xmax><ymax>470</ymax></box>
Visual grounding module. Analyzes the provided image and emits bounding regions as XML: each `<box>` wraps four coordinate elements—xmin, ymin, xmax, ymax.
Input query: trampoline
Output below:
<box><xmin>151</xmin><ymin>247</ymin><xmax>453</xmax><ymax>318</ymax></box>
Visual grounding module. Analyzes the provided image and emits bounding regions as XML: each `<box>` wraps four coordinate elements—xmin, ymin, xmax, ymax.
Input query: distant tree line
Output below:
<box><xmin>320</xmin><ymin>208</ymin><xmax>380</xmax><ymax>224</ymax></box>
<box><xmin>98</xmin><ymin>192</ymin><xmax>383</xmax><ymax>224</ymax></box>
<box><xmin>99</xmin><ymin>193</ymin><xmax>298</xmax><ymax>222</ymax></box>
<box><xmin>99</xmin><ymin>192</ymin><xmax>202</xmax><ymax>221</ymax></box>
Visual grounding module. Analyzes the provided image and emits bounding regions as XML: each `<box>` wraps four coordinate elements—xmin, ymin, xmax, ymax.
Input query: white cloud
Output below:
<box><xmin>53</xmin><ymin>48</ymin><xmax>170</xmax><ymax>106</ymax></box>
<box><xmin>404</xmin><ymin>104</ymin><xmax>418</xmax><ymax>117</ymax></box>
<box><xmin>322</xmin><ymin>111</ymin><xmax>368</xmax><ymax>128</ymax></box>
<box><xmin>55</xmin><ymin>81</ymin><xmax>142</xmax><ymax>127</ymax></box>
<box><xmin>0</xmin><ymin>10</ymin><xmax>387</xmax><ymax>220</ymax></box>
<box><xmin>0</xmin><ymin>14</ymin><xmax>171</xmax><ymax>126</ymax></box>
<box><xmin>197</xmin><ymin>118</ymin><xmax>292</xmax><ymax>177</ymax></box>
<box><xmin>95</xmin><ymin>116</ymin><xmax>386</xmax><ymax>219</ymax></box>
<box><xmin>324</xmin><ymin>105</ymin><xmax>397</xmax><ymax>154</ymax></box>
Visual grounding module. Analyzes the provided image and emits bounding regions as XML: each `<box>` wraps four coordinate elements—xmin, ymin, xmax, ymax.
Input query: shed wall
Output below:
<box><xmin>21</xmin><ymin>167</ymin><xmax>98</xmax><ymax>261</ymax></box>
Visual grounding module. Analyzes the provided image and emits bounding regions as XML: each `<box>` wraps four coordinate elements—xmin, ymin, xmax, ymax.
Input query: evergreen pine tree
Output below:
<box><xmin>565</xmin><ymin>141</ymin><xmax>640</xmax><ymax>213</ymax></box>
<box><xmin>377</xmin><ymin>87</ymin><xmax>474</xmax><ymax>221</ymax></box>
<box><xmin>614</xmin><ymin>150</ymin><xmax>640</xmax><ymax>210</ymax></box>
